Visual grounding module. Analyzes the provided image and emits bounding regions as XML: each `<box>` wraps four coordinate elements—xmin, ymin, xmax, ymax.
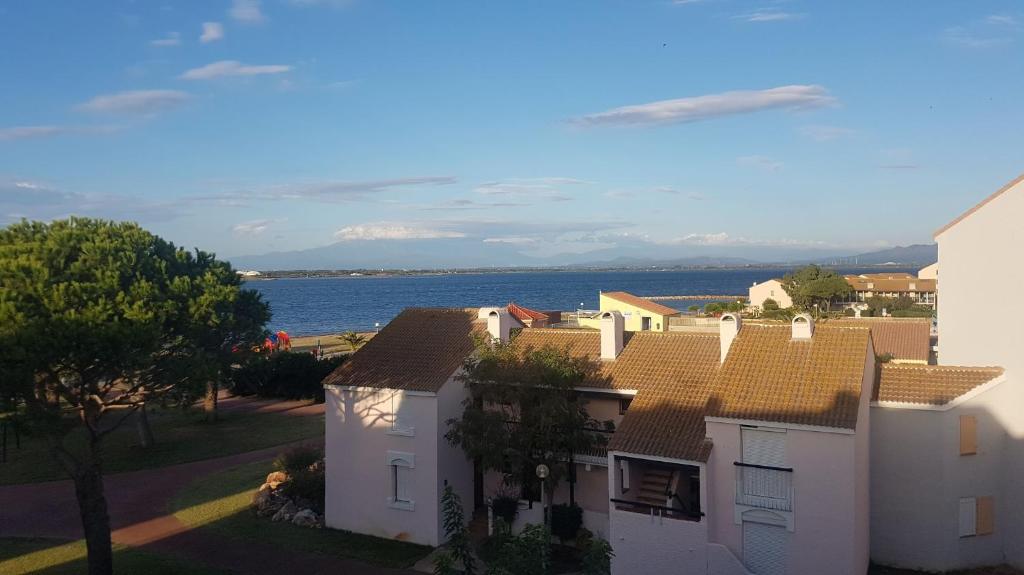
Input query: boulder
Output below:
<box><xmin>251</xmin><ymin>485</ymin><xmax>272</xmax><ymax>509</ymax></box>
<box><xmin>292</xmin><ymin>508</ymin><xmax>319</xmax><ymax>528</ymax></box>
<box><xmin>266</xmin><ymin>471</ymin><xmax>289</xmax><ymax>488</ymax></box>
<box><xmin>271</xmin><ymin>500</ymin><xmax>299</xmax><ymax>522</ymax></box>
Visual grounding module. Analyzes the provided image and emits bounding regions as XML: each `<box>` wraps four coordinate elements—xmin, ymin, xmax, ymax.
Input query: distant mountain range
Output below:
<box><xmin>228</xmin><ymin>239</ymin><xmax>937</xmax><ymax>272</ymax></box>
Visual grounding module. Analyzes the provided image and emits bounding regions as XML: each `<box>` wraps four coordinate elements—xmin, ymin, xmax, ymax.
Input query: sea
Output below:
<box><xmin>246</xmin><ymin>267</ymin><xmax>916</xmax><ymax>335</ymax></box>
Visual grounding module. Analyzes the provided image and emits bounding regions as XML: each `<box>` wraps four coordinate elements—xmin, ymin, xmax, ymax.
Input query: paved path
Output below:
<box><xmin>0</xmin><ymin>397</ymin><xmax>416</xmax><ymax>575</ymax></box>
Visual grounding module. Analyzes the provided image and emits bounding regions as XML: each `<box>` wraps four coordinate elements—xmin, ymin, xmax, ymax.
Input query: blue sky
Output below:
<box><xmin>2</xmin><ymin>0</ymin><xmax>1023</xmax><ymax>265</ymax></box>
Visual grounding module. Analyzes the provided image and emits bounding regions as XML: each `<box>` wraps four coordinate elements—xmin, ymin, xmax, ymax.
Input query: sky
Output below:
<box><xmin>1</xmin><ymin>1</ymin><xmax>1023</xmax><ymax>266</ymax></box>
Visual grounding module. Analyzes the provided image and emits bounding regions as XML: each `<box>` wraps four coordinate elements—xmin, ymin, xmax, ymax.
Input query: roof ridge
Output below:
<box><xmin>883</xmin><ymin>364</ymin><xmax>1004</xmax><ymax>372</ymax></box>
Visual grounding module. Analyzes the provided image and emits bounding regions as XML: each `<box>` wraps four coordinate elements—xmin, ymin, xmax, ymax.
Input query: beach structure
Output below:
<box><xmin>747</xmin><ymin>278</ymin><xmax>792</xmax><ymax>309</ymax></box>
<box><xmin>321</xmin><ymin>173</ymin><xmax>1023</xmax><ymax>574</ymax></box>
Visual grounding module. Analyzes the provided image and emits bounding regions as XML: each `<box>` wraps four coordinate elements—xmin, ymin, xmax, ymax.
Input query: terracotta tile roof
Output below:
<box><xmin>602</xmin><ymin>291</ymin><xmax>681</xmax><ymax>317</ymax></box>
<box><xmin>874</xmin><ymin>364</ymin><xmax>1004</xmax><ymax>405</ymax></box>
<box><xmin>507</xmin><ymin>302</ymin><xmax>550</xmax><ymax>322</ymax></box>
<box><xmin>935</xmin><ymin>172</ymin><xmax>1024</xmax><ymax>238</ymax></box>
<box><xmin>511</xmin><ymin>328</ymin><xmax>720</xmax><ymax>461</ymax></box>
<box><xmin>844</xmin><ymin>276</ymin><xmax>936</xmax><ymax>293</ymax></box>
<box><xmin>827</xmin><ymin>319</ymin><xmax>931</xmax><ymax>362</ymax></box>
<box><xmin>321</xmin><ymin>308</ymin><xmax>483</xmax><ymax>393</ymax></box>
<box><xmin>709</xmin><ymin>324</ymin><xmax>872</xmax><ymax>430</ymax></box>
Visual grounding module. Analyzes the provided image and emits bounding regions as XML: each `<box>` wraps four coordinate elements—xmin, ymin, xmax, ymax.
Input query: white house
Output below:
<box><xmin>748</xmin><ymin>279</ymin><xmax>792</xmax><ymax>309</ymax></box>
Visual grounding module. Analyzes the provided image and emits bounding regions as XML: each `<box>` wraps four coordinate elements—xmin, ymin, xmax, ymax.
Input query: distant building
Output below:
<box><xmin>748</xmin><ymin>278</ymin><xmax>793</xmax><ymax>309</ymax></box>
<box><xmin>236</xmin><ymin>270</ymin><xmax>262</xmax><ymax>277</ymax></box>
<box><xmin>579</xmin><ymin>291</ymin><xmax>680</xmax><ymax>332</ymax></box>
<box><xmin>506</xmin><ymin>301</ymin><xmax>553</xmax><ymax>328</ymax></box>
<box><xmin>843</xmin><ymin>273</ymin><xmax>937</xmax><ymax>308</ymax></box>
<box><xmin>918</xmin><ymin>262</ymin><xmax>938</xmax><ymax>280</ymax></box>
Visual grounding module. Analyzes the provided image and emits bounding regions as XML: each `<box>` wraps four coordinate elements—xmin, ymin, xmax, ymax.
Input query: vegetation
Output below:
<box><xmin>446</xmin><ymin>342</ymin><xmax>611</xmax><ymax>497</ymax></box>
<box><xmin>781</xmin><ymin>265</ymin><xmax>853</xmax><ymax>314</ymax></box>
<box><xmin>273</xmin><ymin>445</ymin><xmax>326</xmax><ymax>511</ymax></box>
<box><xmin>339</xmin><ymin>331</ymin><xmax>368</xmax><ymax>351</ymax></box>
<box><xmin>434</xmin><ymin>485</ymin><xmax>477</xmax><ymax>575</ymax></box>
<box><xmin>229</xmin><ymin>352</ymin><xmax>345</xmax><ymax>402</ymax></box>
<box><xmin>0</xmin><ymin>537</ymin><xmax>228</xmax><ymax>575</ymax></box>
<box><xmin>172</xmin><ymin>459</ymin><xmax>432</xmax><ymax>569</ymax></box>
<box><xmin>702</xmin><ymin>301</ymin><xmax>745</xmax><ymax>315</ymax></box>
<box><xmin>0</xmin><ymin>218</ymin><xmax>269</xmax><ymax>575</ymax></box>
<box><xmin>550</xmin><ymin>503</ymin><xmax>583</xmax><ymax>543</ymax></box>
<box><xmin>0</xmin><ymin>406</ymin><xmax>323</xmax><ymax>485</ymax></box>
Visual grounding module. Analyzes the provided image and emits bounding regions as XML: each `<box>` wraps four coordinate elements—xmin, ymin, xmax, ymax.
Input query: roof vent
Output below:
<box><xmin>486</xmin><ymin>308</ymin><xmax>514</xmax><ymax>343</ymax></box>
<box><xmin>792</xmin><ymin>313</ymin><xmax>814</xmax><ymax>340</ymax></box>
<box><xmin>600</xmin><ymin>311</ymin><xmax>625</xmax><ymax>360</ymax></box>
<box><xmin>719</xmin><ymin>313</ymin><xmax>742</xmax><ymax>363</ymax></box>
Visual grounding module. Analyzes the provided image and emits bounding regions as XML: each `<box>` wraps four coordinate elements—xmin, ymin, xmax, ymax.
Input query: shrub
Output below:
<box><xmin>274</xmin><ymin>445</ymin><xmax>322</xmax><ymax>474</ymax></box>
<box><xmin>762</xmin><ymin>298</ymin><xmax>780</xmax><ymax>312</ymax></box>
<box><xmin>581</xmin><ymin>536</ymin><xmax>614</xmax><ymax>575</ymax></box>
<box><xmin>550</xmin><ymin>503</ymin><xmax>583</xmax><ymax>542</ymax></box>
<box><xmin>891</xmin><ymin>307</ymin><xmax>934</xmax><ymax>318</ymax></box>
<box><xmin>282</xmin><ymin>467</ymin><xmax>326</xmax><ymax>512</ymax></box>
<box><xmin>491</xmin><ymin>495</ymin><xmax>520</xmax><ymax>525</ymax></box>
<box><xmin>230</xmin><ymin>352</ymin><xmax>345</xmax><ymax>401</ymax></box>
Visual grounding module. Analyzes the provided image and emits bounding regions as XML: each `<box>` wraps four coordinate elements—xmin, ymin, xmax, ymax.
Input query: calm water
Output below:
<box><xmin>247</xmin><ymin>268</ymin><xmax>914</xmax><ymax>335</ymax></box>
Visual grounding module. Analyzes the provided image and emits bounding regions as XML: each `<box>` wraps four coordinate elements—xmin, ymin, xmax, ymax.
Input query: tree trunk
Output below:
<box><xmin>73</xmin><ymin>458</ymin><xmax>114</xmax><ymax>575</ymax></box>
<box><xmin>204</xmin><ymin>380</ymin><xmax>218</xmax><ymax>422</ymax></box>
<box><xmin>135</xmin><ymin>404</ymin><xmax>154</xmax><ymax>448</ymax></box>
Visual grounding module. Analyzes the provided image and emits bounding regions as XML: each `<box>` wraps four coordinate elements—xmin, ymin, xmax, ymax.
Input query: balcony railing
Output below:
<box><xmin>734</xmin><ymin>462</ymin><xmax>793</xmax><ymax>512</ymax></box>
<box><xmin>611</xmin><ymin>498</ymin><xmax>704</xmax><ymax>522</ymax></box>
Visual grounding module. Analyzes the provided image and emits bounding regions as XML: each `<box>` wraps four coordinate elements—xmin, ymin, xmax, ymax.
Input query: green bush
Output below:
<box><xmin>274</xmin><ymin>445</ymin><xmax>322</xmax><ymax>474</ymax></box>
<box><xmin>891</xmin><ymin>308</ymin><xmax>934</xmax><ymax>318</ymax></box>
<box><xmin>282</xmin><ymin>467</ymin><xmax>326</xmax><ymax>511</ymax></box>
<box><xmin>550</xmin><ymin>503</ymin><xmax>583</xmax><ymax>542</ymax></box>
<box><xmin>491</xmin><ymin>495</ymin><xmax>520</xmax><ymax>525</ymax></box>
<box><xmin>581</xmin><ymin>536</ymin><xmax>614</xmax><ymax>575</ymax></box>
<box><xmin>230</xmin><ymin>352</ymin><xmax>345</xmax><ymax>401</ymax></box>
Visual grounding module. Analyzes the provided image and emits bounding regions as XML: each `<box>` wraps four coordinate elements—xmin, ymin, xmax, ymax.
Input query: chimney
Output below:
<box><xmin>482</xmin><ymin>308</ymin><xmax>514</xmax><ymax>343</ymax></box>
<box><xmin>792</xmin><ymin>313</ymin><xmax>814</xmax><ymax>340</ymax></box>
<box><xmin>719</xmin><ymin>313</ymin><xmax>742</xmax><ymax>363</ymax></box>
<box><xmin>600</xmin><ymin>311</ymin><xmax>624</xmax><ymax>360</ymax></box>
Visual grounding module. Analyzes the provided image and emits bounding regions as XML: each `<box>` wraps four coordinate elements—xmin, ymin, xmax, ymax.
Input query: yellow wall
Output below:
<box><xmin>596</xmin><ymin>293</ymin><xmax>674</xmax><ymax>332</ymax></box>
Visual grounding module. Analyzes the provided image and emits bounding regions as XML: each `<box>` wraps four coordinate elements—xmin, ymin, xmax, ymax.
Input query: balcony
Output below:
<box><xmin>734</xmin><ymin>462</ymin><xmax>793</xmax><ymax>512</ymax></box>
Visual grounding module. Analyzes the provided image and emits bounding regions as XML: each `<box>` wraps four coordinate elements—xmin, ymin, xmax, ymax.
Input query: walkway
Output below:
<box><xmin>0</xmin><ymin>396</ymin><xmax>414</xmax><ymax>575</ymax></box>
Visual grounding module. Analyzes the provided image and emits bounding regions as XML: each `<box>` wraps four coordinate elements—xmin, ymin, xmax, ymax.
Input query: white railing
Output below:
<box><xmin>734</xmin><ymin>462</ymin><xmax>793</xmax><ymax>512</ymax></box>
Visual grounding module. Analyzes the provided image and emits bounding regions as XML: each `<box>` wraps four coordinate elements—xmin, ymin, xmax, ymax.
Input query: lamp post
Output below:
<box><xmin>536</xmin><ymin>463</ymin><xmax>550</xmax><ymax>526</ymax></box>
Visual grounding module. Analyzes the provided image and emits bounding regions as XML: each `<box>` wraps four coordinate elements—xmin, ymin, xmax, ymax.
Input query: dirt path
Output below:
<box><xmin>0</xmin><ymin>396</ymin><xmax>416</xmax><ymax>574</ymax></box>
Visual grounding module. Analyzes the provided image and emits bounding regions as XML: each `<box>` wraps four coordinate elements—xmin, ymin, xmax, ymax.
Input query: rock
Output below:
<box><xmin>251</xmin><ymin>486</ymin><xmax>272</xmax><ymax>509</ymax></box>
<box><xmin>292</xmin><ymin>508</ymin><xmax>319</xmax><ymax>527</ymax></box>
<box><xmin>271</xmin><ymin>500</ymin><xmax>298</xmax><ymax>522</ymax></box>
<box><xmin>266</xmin><ymin>471</ymin><xmax>289</xmax><ymax>489</ymax></box>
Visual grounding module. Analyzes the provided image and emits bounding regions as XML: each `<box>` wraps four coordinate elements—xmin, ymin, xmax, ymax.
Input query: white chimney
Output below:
<box><xmin>600</xmin><ymin>311</ymin><xmax>625</xmax><ymax>360</ymax></box>
<box><xmin>484</xmin><ymin>308</ymin><xmax>514</xmax><ymax>343</ymax></box>
<box><xmin>719</xmin><ymin>313</ymin><xmax>742</xmax><ymax>363</ymax></box>
<box><xmin>792</xmin><ymin>313</ymin><xmax>815</xmax><ymax>340</ymax></box>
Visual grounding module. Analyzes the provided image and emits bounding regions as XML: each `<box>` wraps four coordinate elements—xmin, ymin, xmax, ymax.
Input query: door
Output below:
<box><xmin>641</xmin><ymin>316</ymin><xmax>652</xmax><ymax>330</ymax></box>
<box><xmin>743</xmin><ymin>521</ymin><xmax>787</xmax><ymax>575</ymax></box>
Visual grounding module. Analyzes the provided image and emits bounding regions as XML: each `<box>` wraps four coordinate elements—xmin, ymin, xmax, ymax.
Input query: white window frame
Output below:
<box><xmin>387</xmin><ymin>393</ymin><xmax>416</xmax><ymax>437</ymax></box>
<box><xmin>386</xmin><ymin>451</ymin><xmax>415</xmax><ymax>511</ymax></box>
<box><xmin>959</xmin><ymin>497</ymin><xmax>977</xmax><ymax>537</ymax></box>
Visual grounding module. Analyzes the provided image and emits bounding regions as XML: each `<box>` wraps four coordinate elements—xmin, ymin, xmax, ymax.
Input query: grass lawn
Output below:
<box><xmin>171</xmin><ymin>459</ymin><xmax>432</xmax><ymax>569</ymax></box>
<box><xmin>0</xmin><ymin>407</ymin><xmax>323</xmax><ymax>485</ymax></box>
<box><xmin>870</xmin><ymin>564</ymin><xmax>1024</xmax><ymax>575</ymax></box>
<box><xmin>0</xmin><ymin>537</ymin><xmax>231</xmax><ymax>575</ymax></box>
<box><xmin>290</xmin><ymin>332</ymin><xmax>374</xmax><ymax>356</ymax></box>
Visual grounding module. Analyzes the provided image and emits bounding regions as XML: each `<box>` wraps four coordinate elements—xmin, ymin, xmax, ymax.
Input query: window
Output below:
<box><xmin>959</xmin><ymin>496</ymin><xmax>995</xmax><ymax>537</ymax></box>
<box><xmin>960</xmin><ymin>415</ymin><xmax>977</xmax><ymax>456</ymax></box>
<box><xmin>386</xmin><ymin>451</ymin><xmax>415</xmax><ymax>510</ymax></box>
<box><xmin>619</xmin><ymin>396</ymin><xmax>633</xmax><ymax>415</ymax></box>
<box><xmin>388</xmin><ymin>392</ymin><xmax>415</xmax><ymax>436</ymax></box>
<box><xmin>641</xmin><ymin>317</ymin><xmax>652</xmax><ymax>330</ymax></box>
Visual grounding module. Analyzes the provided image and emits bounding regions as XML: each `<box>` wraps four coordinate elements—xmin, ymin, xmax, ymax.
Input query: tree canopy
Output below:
<box><xmin>446</xmin><ymin>341</ymin><xmax>611</xmax><ymax>496</ymax></box>
<box><xmin>780</xmin><ymin>265</ymin><xmax>852</xmax><ymax>313</ymax></box>
<box><xmin>0</xmin><ymin>217</ymin><xmax>270</xmax><ymax>574</ymax></box>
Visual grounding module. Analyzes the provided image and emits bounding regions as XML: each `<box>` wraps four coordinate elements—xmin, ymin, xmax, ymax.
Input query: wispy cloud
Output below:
<box><xmin>0</xmin><ymin>179</ymin><xmax>184</xmax><ymax>223</ymax></box>
<box><xmin>200</xmin><ymin>176</ymin><xmax>457</xmax><ymax>204</ymax></box>
<box><xmin>654</xmin><ymin>187</ymin><xmax>706</xmax><ymax>200</ymax></box>
<box><xmin>737</xmin><ymin>155</ymin><xmax>783</xmax><ymax>171</ymax></box>
<box><xmin>232</xmin><ymin>219</ymin><xmax>275</xmax><ymax>236</ymax></box>
<box><xmin>573</xmin><ymin>85</ymin><xmax>835</xmax><ymax>127</ymax></box>
<box><xmin>77</xmin><ymin>90</ymin><xmax>190</xmax><ymax>115</ymax></box>
<box><xmin>230</xmin><ymin>0</ymin><xmax>266</xmax><ymax>23</ymax></box>
<box><xmin>878</xmin><ymin>164</ymin><xmax>920</xmax><ymax>170</ymax></box>
<box><xmin>474</xmin><ymin>177</ymin><xmax>584</xmax><ymax>201</ymax></box>
<box><xmin>0</xmin><ymin>125</ymin><xmax>119</xmax><ymax>142</ymax></box>
<box><xmin>735</xmin><ymin>11</ymin><xmax>803</xmax><ymax>22</ymax></box>
<box><xmin>200</xmin><ymin>22</ymin><xmax>225</xmax><ymax>43</ymax></box>
<box><xmin>334</xmin><ymin>223</ymin><xmax>466</xmax><ymax>241</ymax></box>
<box><xmin>658</xmin><ymin>231</ymin><xmax>830</xmax><ymax>248</ymax></box>
<box><xmin>181</xmin><ymin>60</ymin><xmax>291</xmax><ymax>80</ymax></box>
<box><xmin>482</xmin><ymin>236</ymin><xmax>537</xmax><ymax>245</ymax></box>
<box><xmin>878</xmin><ymin>148</ymin><xmax>920</xmax><ymax>170</ymax></box>
<box><xmin>798</xmin><ymin>124</ymin><xmax>855</xmax><ymax>141</ymax></box>
<box><xmin>944</xmin><ymin>15</ymin><xmax>1019</xmax><ymax>48</ymax></box>
<box><xmin>150</xmin><ymin>32</ymin><xmax>181</xmax><ymax>47</ymax></box>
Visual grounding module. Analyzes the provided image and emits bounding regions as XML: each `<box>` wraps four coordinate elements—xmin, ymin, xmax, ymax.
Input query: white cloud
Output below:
<box><xmin>737</xmin><ymin>155</ymin><xmax>783</xmax><ymax>171</ymax></box>
<box><xmin>334</xmin><ymin>223</ymin><xmax>466</xmax><ymax>241</ymax></box>
<box><xmin>0</xmin><ymin>126</ymin><xmax>65</xmax><ymax>141</ymax></box>
<box><xmin>230</xmin><ymin>0</ymin><xmax>266</xmax><ymax>23</ymax></box>
<box><xmin>150</xmin><ymin>32</ymin><xmax>181</xmax><ymax>47</ymax></box>
<box><xmin>986</xmin><ymin>15</ymin><xmax>1017</xmax><ymax>26</ymax></box>
<box><xmin>200</xmin><ymin>22</ymin><xmax>225</xmax><ymax>43</ymax></box>
<box><xmin>672</xmin><ymin>0</ymin><xmax>705</xmax><ymax>4</ymax></box>
<box><xmin>735</xmin><ymin>11</ymin><xmax>803</xmax><ymax>22</ymax></box>
<box><xmin>180</xmin><ymin>60</ymin><xmax>291</xmax><ymax>80</ymax></box>
<box><xmin>233</xmin><ymin>219</ymin><xmax>273</xmax><ymax>235</ymax></box>
<box><xmin>659</xmin><ymin>232</ymin><xmax>830</xmax><ymax>248</ymax></box>
<box><xmin>482</xmin><ymin>236</ymin><xmax>537</xmax><ymax>245</ymax></box>
<box><xmin>77</xmin><ymin>90</ymin><xmax>190</xmax><ymax>115</ymax></box>
<box><xmin>573</xmin><ymin>85</ymin><xmax>835</xmax><ymax>127</ymax></box>
<box><xmin>799</xmin><ymin>124</ymin><xmax>855</xmax><ymax>141</ymax></box>
<box><xmin>944</xmin><ymin>16</ymin><xmax>1019</xmax><ymax>48</ymax></box>
<box><xmin>201</xmin><ymin>176</ymin><xmax>457</xmax><ymax>204</ymax></box>
<box><xmin>474</xmin><ymin>177</ymin><xmax>584</xmax><ymax>201</ymax></box>
<box><xmin>0</xmin><ymin>179</ymin><xmax>184</xmax><ymax>223</ymax></box>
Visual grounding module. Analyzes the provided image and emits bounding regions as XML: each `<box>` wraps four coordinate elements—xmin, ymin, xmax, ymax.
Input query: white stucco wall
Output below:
<box><xmin>324</xmin><ymin>385</ymin><xmax>442</xmax><ymax>546</ymax></box>
<box><xmin>871</xmin><ymin>379</ymin><xmax>1013</xmax><ymax>570</ymax></box>
<box><xmin>748</xmin><ymin>279</ymin><xmax>792</xmax><ymax>309</ymax></box>
<box><xmin>935</xmin><ymin>176</ymin><xmax>1024</xmax><ymax>567</ymax></box>
<box><xmin>610</xmin><ymin>507</ymin><xmax>709</xmax><ymax>575</ymax></box>
<box><xmin>435</xmin><ymin>376</ymin><xmax>475</xmax><ymax>540</ymax></box>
